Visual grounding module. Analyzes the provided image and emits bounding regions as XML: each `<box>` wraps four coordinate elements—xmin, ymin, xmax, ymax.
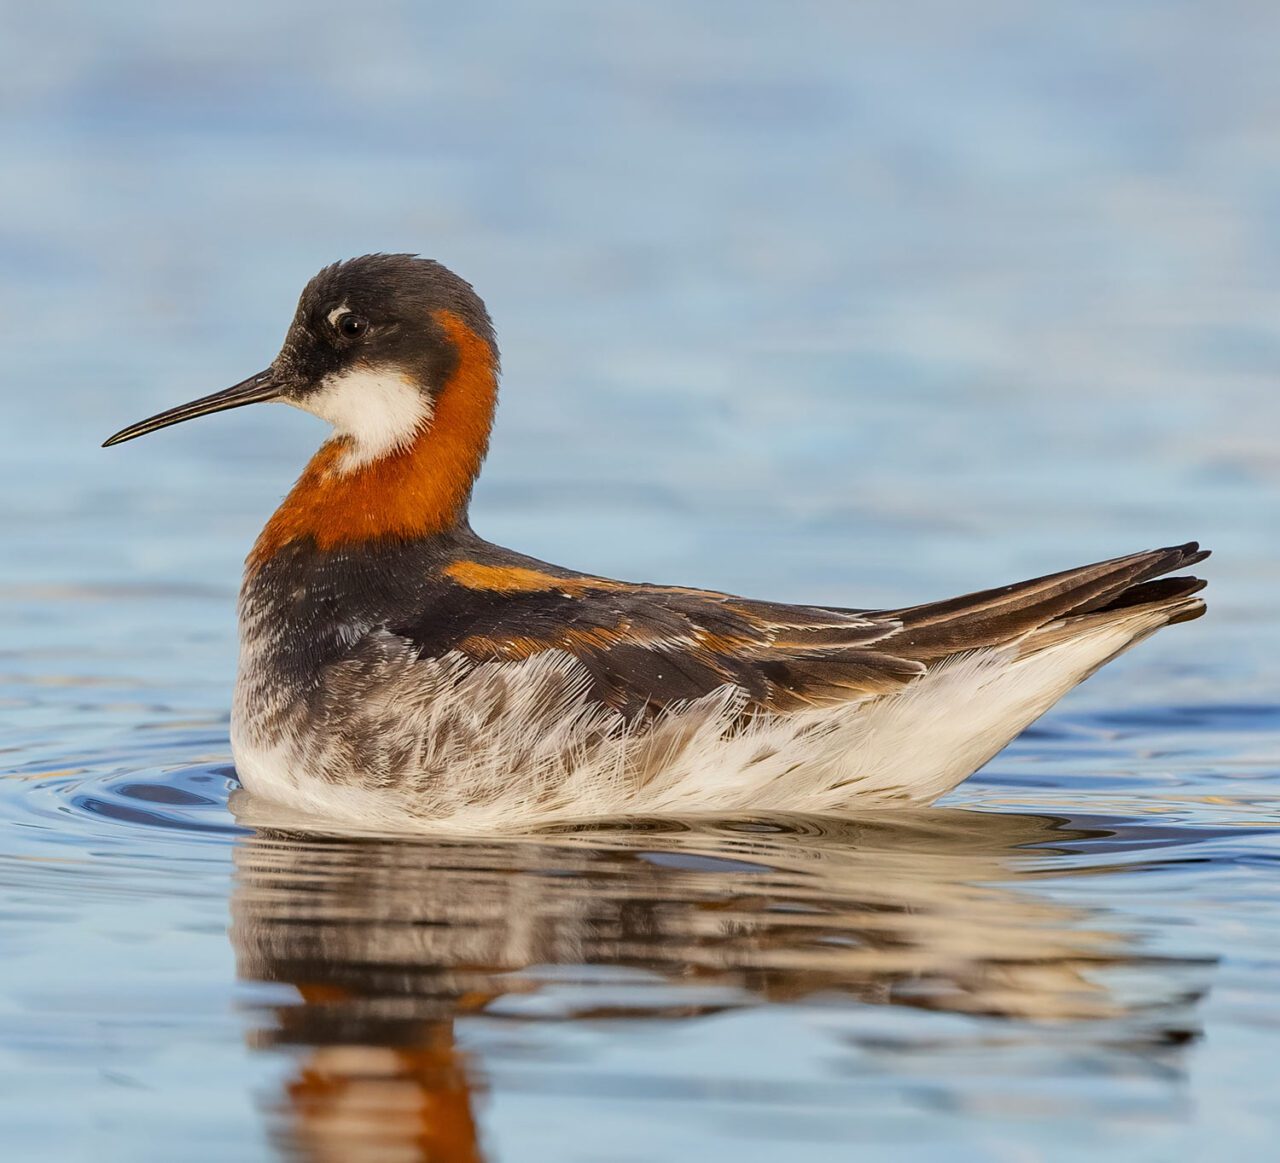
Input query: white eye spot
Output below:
<box><xmin>292</xmin><ymin>366</ymin><xmax>433</xmax><ymax>472</ymax></box>
<box><xmin>326</xmin><ymin>305</ymin><xmax>349</xmax><ymax>328</ymax></box>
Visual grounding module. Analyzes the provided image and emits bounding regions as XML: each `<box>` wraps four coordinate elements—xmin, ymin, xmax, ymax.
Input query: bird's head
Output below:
<box><xmin>104</xmin><ymin>254</ymin><xmax>499</xmax><ymax>472</ymax></box>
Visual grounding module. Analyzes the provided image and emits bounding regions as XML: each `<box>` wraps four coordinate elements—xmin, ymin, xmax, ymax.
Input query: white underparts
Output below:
<box><xmin>293</xmin><ymin>365</ymin><xmax>433</xmax><ymax>472</ymax></box>
<box><xmin>230</xmin><ymin>607</ymin><xmax>1179</xmax><ymax>834</ymax></box>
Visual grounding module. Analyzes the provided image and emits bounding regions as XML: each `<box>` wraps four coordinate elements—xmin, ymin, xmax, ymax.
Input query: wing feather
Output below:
<box><xmin>391</xmin><ymin>542</ymin><xmax>1208</xmax><ymax>722</ymax></box>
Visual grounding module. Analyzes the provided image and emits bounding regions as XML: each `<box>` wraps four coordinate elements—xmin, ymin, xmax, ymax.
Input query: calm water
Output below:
<box><xmin>2</xmin><ymin>3</ymin><xmax>1279</xmax><ymax>1159</ymax></box>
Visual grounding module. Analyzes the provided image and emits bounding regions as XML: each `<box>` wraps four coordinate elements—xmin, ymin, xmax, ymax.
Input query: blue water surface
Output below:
<box><xmin>1</xmin><ymin>3</ymin><xmax>1278</xmax><ymax>1160</ymax></box>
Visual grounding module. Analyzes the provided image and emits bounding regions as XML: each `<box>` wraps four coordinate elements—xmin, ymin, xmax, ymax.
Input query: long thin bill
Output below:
<box><xmin>102</xmin><ymin>370</ymin><xmax>281</xmax><ymax>447</ymax></box>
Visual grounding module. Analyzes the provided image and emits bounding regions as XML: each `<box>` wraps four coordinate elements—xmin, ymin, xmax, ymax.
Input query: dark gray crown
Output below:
<box><xmin>297</xmin><ymin>254</ymin><xmax>498</xmax><ymax>360</ymax></box>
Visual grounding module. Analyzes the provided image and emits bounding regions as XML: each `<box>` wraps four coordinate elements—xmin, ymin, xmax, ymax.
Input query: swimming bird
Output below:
<box><xmin>104</xmin><ymin>254</ymin><xmax>1209</xmax><ymax>829</ymax></box>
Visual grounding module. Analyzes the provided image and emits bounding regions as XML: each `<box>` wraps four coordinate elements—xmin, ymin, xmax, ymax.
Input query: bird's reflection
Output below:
<box><xmin>230</xmin><ymin>802</ymin><xmax>1209</xmax><ymax>1161</ymax></box>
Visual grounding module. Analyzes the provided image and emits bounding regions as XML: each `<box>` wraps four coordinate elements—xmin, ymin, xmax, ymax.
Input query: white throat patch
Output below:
<box><xmin>293</xmin><ymin>366</ymin><xmax>433</xmax><ymax>472</ymax></box>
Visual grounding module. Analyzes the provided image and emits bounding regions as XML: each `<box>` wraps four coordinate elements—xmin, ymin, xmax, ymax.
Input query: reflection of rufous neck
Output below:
<box><xmin>283</xmin><ymin>1014</ymin><xmax>485</xmax><ymax>1163</ymax></box>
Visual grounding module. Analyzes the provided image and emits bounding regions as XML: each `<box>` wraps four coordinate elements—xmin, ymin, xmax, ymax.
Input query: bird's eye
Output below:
<box><xmin>336</xmin><ymin>313</ymin><xmax>369</xmax><ymax>339</ymax></box>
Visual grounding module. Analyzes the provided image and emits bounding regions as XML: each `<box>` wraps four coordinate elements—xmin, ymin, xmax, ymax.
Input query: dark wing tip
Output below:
<box><xmin>1166</xmin><ymin>541</ymin><xmax>1211</xmax><ymax>569</ymax></box>
<box><xmin>1096</xmin><ymin>575</ymin><xmax>1207</xmax><ymax>613</ymax></box>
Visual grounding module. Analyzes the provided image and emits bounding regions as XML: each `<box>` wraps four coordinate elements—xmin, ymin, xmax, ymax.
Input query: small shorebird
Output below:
<box><xmin>105</xmin><ymin>254</ymin><xmax>1208</xmax><ymax>829</ymax></box>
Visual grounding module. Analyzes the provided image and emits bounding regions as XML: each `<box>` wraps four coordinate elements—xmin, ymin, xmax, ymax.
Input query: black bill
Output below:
<box><xmin>102</xmin><ymin>369</ymin><xmax>281</xmax><ymax>447</ymax></box>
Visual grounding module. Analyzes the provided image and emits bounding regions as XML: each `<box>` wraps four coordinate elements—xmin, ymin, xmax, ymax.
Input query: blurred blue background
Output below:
<box><xmin>2</xmin><ymin>3</ymin><xmax>1278</xmax><ymax>1160</ymax></box>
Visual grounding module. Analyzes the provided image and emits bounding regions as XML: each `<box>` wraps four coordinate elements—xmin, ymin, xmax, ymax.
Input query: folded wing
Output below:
<box><xmin>392</xmin><ymin>542</ymin><xmax>1208</xmax><ymax>720</ymax></box>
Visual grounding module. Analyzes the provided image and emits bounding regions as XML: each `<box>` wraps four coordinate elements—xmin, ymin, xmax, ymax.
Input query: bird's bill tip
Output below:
<box><xmin>102</xmin><ymin>370</ymin><xmax>281</xmax><ymax>447</ymax></box>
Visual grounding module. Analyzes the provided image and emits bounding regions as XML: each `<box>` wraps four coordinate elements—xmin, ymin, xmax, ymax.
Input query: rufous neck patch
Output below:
<box><xmin>248</xmin><ymin>310</ymin><xmax>497</xmax><ymax>568</ymax></box>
